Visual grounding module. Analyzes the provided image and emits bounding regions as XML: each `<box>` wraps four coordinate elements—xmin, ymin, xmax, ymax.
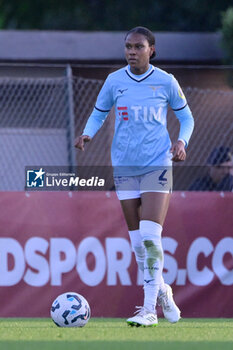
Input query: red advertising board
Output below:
<box><xmin>0</xmin><ymin>191</ymin><xmax>232</xmax><ymax>318</ymax></box>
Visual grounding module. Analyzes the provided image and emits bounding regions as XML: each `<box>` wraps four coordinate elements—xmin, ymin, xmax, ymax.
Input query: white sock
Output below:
<box><xmin>128</xmin><ymin>229</ymin><xmax>145</xmax><ymax>272</ymax></box>
<box><xmin>159</xmin><ymin>276</ymin><xmax>167</xmax><ymax>296</ymax></box>
<box><xmin>140</xmin><ymin>220</ymin><xmax>164</xmax><ymax>313</ymax></box>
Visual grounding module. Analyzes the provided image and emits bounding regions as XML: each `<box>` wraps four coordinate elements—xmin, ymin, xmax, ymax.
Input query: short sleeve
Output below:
<box><xmin>168</xmin><ymin>76</ymin><xmax>187</xmax><ymax>111</ymax></box>
<box><xmin>95</xmin><ymin>75</ymin><xmax>114</xmax><ymax>112</ymax></box>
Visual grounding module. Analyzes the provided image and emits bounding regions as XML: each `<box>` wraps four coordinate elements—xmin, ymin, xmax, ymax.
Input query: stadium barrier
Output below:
<box><xmin>0</xmin><ymin>191</ymin><xmax>232</xmax><ymax>318</ymax></box>
<box><xmin>0</xmin><ymin>67</ymin><xmax>233</xmax><ymax>190</ymax></box>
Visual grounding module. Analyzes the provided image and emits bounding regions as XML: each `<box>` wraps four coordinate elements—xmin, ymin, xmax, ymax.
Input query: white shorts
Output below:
<box><xmin>114</xmin><ymin>168</ymin><xmax>172</xmax><ymax>201</ymax></box>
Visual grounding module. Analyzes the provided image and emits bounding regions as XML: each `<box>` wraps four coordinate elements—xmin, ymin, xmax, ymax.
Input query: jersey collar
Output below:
<box><xmin>125</xmin><ymin>64</ymin><xmax>155</xmax><ymax>82</ymax></box>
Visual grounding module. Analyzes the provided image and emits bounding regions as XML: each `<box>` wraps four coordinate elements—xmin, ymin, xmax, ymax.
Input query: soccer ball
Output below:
<box><xmin>50</xmin><ymin>292</ymin><xmax>91</xmax><ymax>327</ymax></box>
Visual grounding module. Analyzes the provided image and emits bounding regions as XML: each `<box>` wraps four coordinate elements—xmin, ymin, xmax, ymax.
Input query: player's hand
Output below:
<box><xmin>170</xmin><ymin>140</ymin><xmax>186</xmax><ymax>162</ymax></box>
<box><xmin>74</xmin><ymin>135</ymin><xmax>91</xmax><ymax>151</ymax></box>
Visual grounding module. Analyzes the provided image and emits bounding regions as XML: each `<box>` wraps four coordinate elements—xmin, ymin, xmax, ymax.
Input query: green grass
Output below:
<box><xmin>0</xmin><ymin>318</ymin><xmax>232</xmax><ymax>350</ymax></box>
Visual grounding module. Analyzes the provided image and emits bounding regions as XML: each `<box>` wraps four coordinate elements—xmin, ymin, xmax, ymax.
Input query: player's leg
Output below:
<box><xmin>120</xmin><ymin>198</ymin><xmax>145</xmax><ymax>272</ymax></box>
<box><xmin>140</xmin><ymin>192</ymin><xmax>170</xmax><ymax>312</ymax></box>
<box><xmin>120</xmin><ymin>197</ymin><xmax>141</xmax><ymax>231</ymax></box>
<box><xmin>140</xmin><ymin>191</ymin><xmax>170</xmax><ymax>224</ymax></box>
<box><xmin>125</xmin><ymin>192</ymin><xmax>169</xmax><ymax>327</ymax></box>
<box><xmin>140</xmin><ymin>191</ymin><xmax>180</xmax><ymax>323</ymax></box>
<box><xmin>114</xmin><ymin>176</ymin><xmax>145</xmax><ymax>272</ymax></box>
<box><xmin>120</xmin><ymin>197</ymin><xmax>158</xmax><ymax>327</ymax></box>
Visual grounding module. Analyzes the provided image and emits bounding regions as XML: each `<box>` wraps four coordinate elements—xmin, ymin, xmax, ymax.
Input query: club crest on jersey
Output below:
<box><xmin>149</xmin><ymin>86</ymin><xmax>161</xmax><ymax>97</ymax></box>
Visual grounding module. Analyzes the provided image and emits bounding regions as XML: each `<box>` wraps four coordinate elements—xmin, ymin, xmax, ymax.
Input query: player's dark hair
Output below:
<box><xmin>125</xmin><ymin>26</ymin><xmax>156</xmax><ymax>59</ymax></box>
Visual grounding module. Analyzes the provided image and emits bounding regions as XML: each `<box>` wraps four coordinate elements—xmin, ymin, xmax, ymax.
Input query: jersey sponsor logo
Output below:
<box><xmin>117</xmin><ymin>105</ymin><xmax>164</xmax><ymax>123</ymax></box>
<box><xmin>131</xmin><ymin>105</ymin><xmax>163</xmax><ymax>123</ymax></box>
<box><xmin>117</xmin><ymin>106</ymin><xmax>128</xmax><ymax>121</ymax></box>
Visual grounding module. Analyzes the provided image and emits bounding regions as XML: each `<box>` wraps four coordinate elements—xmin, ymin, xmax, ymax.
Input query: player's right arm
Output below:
<box><xmin>74</xmin><ymin>76</ymin><xmax>114</xmax><ymax>151</ymax></box>
<box><xmin>74</xmin><ymin>135</ymin><xmax>91</xmax><ymax>151</ymax></box>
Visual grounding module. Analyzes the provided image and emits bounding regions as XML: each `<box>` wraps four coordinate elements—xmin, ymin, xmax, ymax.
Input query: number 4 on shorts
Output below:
<box><xmin>159</xmin><ymin>170</ymin><xmax>167</xmax><ymax>182</ymax></box>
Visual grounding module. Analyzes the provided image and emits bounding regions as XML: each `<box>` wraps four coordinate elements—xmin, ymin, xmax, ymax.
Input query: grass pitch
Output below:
<box><xmin>0</xmin><ymin>318</ymin><xmax>232</xmax><ymax>350</ymax></box>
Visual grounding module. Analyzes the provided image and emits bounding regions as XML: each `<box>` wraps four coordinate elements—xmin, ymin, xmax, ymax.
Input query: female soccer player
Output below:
<box><xmin>75</xmin><ymin>27</ymin><xmax>194</xmax><ymax>327</ymax></box>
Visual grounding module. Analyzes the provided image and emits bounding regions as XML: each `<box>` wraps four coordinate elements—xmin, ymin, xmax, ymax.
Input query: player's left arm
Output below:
<box><xmin>168</xmin><ymin>76</ymin><xmax>195</xmax><ymax>162</ymax></box>
<box><xmin>170</xmin><ymin>139</ymin><xmax>186</xmax><ymax>162</ymax></box>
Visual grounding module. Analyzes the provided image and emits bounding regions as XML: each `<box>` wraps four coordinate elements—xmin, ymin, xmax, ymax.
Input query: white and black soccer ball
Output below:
<box><xmin>51</xmin><ymin>292</ymin><xmax>91</xmax><ymax>327</ymax></box>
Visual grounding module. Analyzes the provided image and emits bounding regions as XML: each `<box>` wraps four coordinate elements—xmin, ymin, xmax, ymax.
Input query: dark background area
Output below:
<box><xmin>0</xmin><ymin>0</ymin><xmax>232</xmax><ymax>31</ymax></box>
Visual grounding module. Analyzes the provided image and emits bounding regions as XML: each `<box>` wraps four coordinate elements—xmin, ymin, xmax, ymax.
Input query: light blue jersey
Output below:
<box><xmin>83</xmin><ymin>65</ymin><xmax>194</xmax><ymax>176</ymax></box>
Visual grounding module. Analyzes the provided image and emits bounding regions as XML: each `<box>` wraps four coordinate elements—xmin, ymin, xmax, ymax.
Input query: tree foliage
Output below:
<box><xmin>221</xmin><ymin>7</ymin><xmax>233</xmax><ymax>64</ymax></box>
<box><xmin>0</xmin><ymin>0</ymin><xmax>232</xmax><ymax>31</ymax></box>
